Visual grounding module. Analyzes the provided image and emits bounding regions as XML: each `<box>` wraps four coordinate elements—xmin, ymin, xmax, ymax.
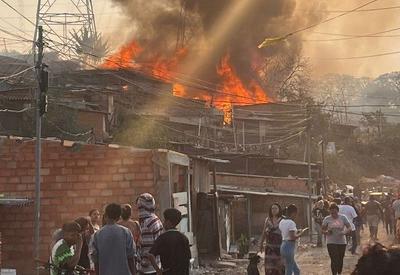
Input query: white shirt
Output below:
<box><xmin>279</xmin><ymin>219</ymin><xmax>297</xmax><ymax>241</ymax></box>
<box><xmin>338</xmin><ymin>204</ymin><xmax>357</xmax><ymax>231</ymax></box>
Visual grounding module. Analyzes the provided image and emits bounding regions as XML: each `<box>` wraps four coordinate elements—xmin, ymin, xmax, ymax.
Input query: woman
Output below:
<box><xmin>259</xmin><ymin>203</ymin><xmax>284</xmax><ymax>275</ymax></box>
<box><xmin>322</xmin><ymin>203</ymin><xmax>351</xmax><ymax>275</ymax></box>
<box><xmin>118</xmin><ymin>204</ymin><xmax>142</xmax><ymax>246</ymax></box>
<box><xmin>89</xmin><ymin>209</ymin><xmax>101</xmax><ymax>231</ymax></box>
<box><xmin>279</xmin><ymin>204</ymin><xmax>307</xmax><ymax>275</ymax></box>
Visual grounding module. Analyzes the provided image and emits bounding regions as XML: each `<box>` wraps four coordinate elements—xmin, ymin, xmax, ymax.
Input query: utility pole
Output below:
<box><xmin>321</xmin><ymin>139</ymin><xmax>327</xmax><ymax>196</ymax></box>
<box><xmin>306</xmin><ymin>106</ymin><xmax>313</xmax><ymax>243</ymax></box>
<box><xmin>34</xmin><ymin>26</ymin><xmax>47</xmax><ymax>273</ymax></box>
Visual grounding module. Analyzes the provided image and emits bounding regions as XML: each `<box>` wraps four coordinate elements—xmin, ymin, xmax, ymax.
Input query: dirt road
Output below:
<box><xmin>195</xmin><ymin>223</ymin><xmax>396</xmax><ymax>275</ymax></box>
<box><xmin>296</xmin><ymin>224</ymin><xmax>395</xmax><ymax>275</ymax></box>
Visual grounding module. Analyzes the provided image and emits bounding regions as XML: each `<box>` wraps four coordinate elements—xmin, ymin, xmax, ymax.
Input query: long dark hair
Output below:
<box><xmin>268</xmin><ymin>203</ymin><xmax>283</xmax><ymax>219</ymax></box>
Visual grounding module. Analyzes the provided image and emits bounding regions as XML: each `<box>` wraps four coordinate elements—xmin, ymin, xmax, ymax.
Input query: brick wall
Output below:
<box><xmin>0</xmin><ymin>138</ymin><xmax>158</xmax><ymax>275</ymax></box>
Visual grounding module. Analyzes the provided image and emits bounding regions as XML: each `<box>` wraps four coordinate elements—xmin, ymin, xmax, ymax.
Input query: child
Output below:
<box><xmin>50</xmin><ymin>222</ymin><xmax>83</xmax><ymax>275</ymax></box>
<box><xmin>146</xmin><ymin>208</ymin><xmax>191</xmax><ymax>275</ymax></box>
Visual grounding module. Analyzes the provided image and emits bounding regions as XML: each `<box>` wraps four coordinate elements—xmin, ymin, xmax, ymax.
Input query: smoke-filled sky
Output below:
<box><xmin>1</xmin><ymin>0</ymin><xmax>400</xmax><ymax>77</ymax></box>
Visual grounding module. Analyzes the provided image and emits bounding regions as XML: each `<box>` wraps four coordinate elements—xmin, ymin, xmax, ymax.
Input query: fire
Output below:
<box><xmin>216</xmin><ymin>54</ymin><xmax>269</xmax><ymax>122</ymax></box>
<box><xmin>101</xmin><ymin>40</ymin><xmax>143</xmax><ymax>69</ymax></box>
<box><xmin>101</xmin><ymin>41</ymin><xmax>270</xmax><ymax>123</ymax></box>
<box><xmin>216</xmin><ymin>54</ymin><xmax>268</xmax><ymax>106</ymax></box>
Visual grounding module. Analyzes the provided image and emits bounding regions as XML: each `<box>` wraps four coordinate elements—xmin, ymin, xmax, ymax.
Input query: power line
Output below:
<box><xmin>286</xmin><ymin>0</ymin><xmax>380</xmax><ymax>37</ymax></box>
<box><xmin>0</xmin><ymin>107</ymin><xmax>33</xmax><ymax>113</ymax></box>
<box><xmin>305</xmin><ymin>26</ymin><xmax>400</xmax><ymax>42</ymax></box>
<box><xmin>325</xmin><ymin>5</ymin><xmax>400</xmax><ymax>13</ymax></box>
<box><xmin>322</xmin><ymin>50</ymin><xmax>400</xmax><ymax>60</ymax></box>
<box><xmin>0</xmin><ymin>0</ymin><xmax>36</xmax><ymax>26</ymax></box>
<box><xmin>0</xmin><ymin>66</ymin><xmax>34</xmax><ymax>80</ymax></box>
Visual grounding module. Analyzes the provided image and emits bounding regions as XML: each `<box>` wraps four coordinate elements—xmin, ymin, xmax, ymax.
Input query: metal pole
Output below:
<box><xmin>212</xmin><ymin>164</ymin><xmax>221</xmax><ymax>258</ymax></box>
<box><xmin>33</xmin><ymin>0</ymin><xmax>42</xmax><ymax>63</ymax></box>
<box><xmin>307</xmin><ymin>107</ymin><xmax>313</xmax><ymax>242</ymax></box>
<box><xmin>34</xmin><ymin>26</ymin><xmax>43</xmax><ymax>272</ymax></box>
<box><xmin>321</xmin><ymin>140</ymin><xmax>327</xmax><ymax>196</ymax></box>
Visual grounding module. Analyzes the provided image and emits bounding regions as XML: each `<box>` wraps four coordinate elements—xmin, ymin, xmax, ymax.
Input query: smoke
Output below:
<box><xmin>302</xmin><ymin>0</ymin><xmax>400</xmax><ymax>77</ymax></box>
<box><xmin>110</xmin><ymin>0</ymin><xmax>323</xmax><ymax>89</ymax></box>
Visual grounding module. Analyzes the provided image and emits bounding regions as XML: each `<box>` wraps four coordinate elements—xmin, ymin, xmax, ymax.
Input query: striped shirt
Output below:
<box><xmin>139</xmin><ymin>213</ymin><xmax>164</xmax><ymax>274</ymax></box>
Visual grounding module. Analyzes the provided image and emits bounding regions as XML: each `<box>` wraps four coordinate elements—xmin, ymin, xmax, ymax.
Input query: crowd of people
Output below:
<box><xmin>259</xmin><ymin>193</ymin><xmax>400</xmax><ymax>275</ymax></box>
<box><xmin>49</xmin><ymin>193</ymin><xmax>191</xmax><ymax>275</ymax></box>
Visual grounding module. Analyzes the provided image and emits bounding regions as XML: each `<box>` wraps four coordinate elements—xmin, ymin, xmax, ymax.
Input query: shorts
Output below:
<box><xmin>367</xmin><ymin>215</ymin><xmax>379</xmax><ymax>227</ymax></box>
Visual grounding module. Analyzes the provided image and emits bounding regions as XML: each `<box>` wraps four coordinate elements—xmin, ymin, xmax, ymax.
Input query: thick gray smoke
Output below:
<box><xmin>111</xmin><ymin>0</ymin><xmax>322</xmax><ymax>89</ymax></box>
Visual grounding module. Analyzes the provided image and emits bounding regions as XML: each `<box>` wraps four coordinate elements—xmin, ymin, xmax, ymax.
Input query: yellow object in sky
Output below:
<box><xmin>257</xmin><ymin>35</ymin><xmax>288</xmax><ymax>49</ymax></box>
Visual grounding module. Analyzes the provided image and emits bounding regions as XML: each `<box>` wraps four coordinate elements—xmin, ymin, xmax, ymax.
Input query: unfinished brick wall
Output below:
<box><xmin>216</xmin><ymin>173</ymin><xmax>308</xmax><ymax>194</ymax></box>
<box><xmin>0</xmin><ymin>138</ymin><xmax>158</xmax><ymax>275</ymax></box>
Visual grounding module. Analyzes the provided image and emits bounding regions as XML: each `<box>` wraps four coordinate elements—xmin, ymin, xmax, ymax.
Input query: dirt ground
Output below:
<box><xmin>195</xmin><ymin>224</ymin><xmax>396</xmax><ymax>275</ymax></box>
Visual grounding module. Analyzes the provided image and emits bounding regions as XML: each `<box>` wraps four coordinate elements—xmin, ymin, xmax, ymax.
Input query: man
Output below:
<box><xmin>136</xmin><ymin>193</ymin><xmax>164</xmax><ymax>275</ymax></box>
<box><xmin>50</xmin><ymin>222</ymin><xmax>83</xmax><ymax>275</ymax></box>
<box><xmin>91</xmin><ymin>203</ymin><xmax>136</xmax><ymax>275</ymax></box>
<box><xmin>338</xmin><ymin>197</ymin><xmax>358</xmax><ymax>254</ymax></box>
<box><xmin>312</xmin><ymin>200</ymin><xmax>327</xmax><ymax>247</ymax></box>
<box><xmin>365</xmin><ymin>195</ymin><xmax>383</xmax><ymax>241</ymax></box>
<box><xmin>146</xmin><ymin>208</ymin><xmax>191</xmax><ymax>275</ymax></box>
<box><xmin>392</xmin><ymin>195</ymin><xmax>400</xmax><ymax>243</ymax></box>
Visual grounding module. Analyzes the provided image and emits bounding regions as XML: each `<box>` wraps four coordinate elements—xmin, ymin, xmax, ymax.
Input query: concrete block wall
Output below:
<box><xmin>216</xmin><ymin>173</ymin><xmax>308</xmax><ymax>194</ymax></box>
<box><xmin>0</xmin><ymin>138</ymin><xmax>157</xmax><ymax>274</ymax></box>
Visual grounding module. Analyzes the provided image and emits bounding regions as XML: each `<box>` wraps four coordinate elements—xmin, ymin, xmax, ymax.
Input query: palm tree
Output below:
<box><xmin>71</xmin><ymin>27</ymin><xmax>109</xmax><ymax>65</ymax></box>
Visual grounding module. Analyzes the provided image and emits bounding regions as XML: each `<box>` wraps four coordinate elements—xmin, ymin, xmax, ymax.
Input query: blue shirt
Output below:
<box><xmin>91</xmin><ymin>223</ymin><xmax>136</xmax><ymax>275</ymax></box>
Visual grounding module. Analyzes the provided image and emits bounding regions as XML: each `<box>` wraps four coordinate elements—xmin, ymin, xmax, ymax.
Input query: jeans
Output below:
<box><xmin>350</xmin><ymin>230</ymin><xmax>357</xmax><ymax>254</ymax></box>
<box><xmin>315</xmin><ymin>223</ymin><xmax>323</xmax><ymax>247</ymax></box>
<box><xmin>280</xmin><ymin>240</ymin><xmax>300</xmax><ymax>275</ymax></box>
<box><xmin>327</xmin><ymin>244</ymin><xmax>346</xmax><ymax>275</ymax></box>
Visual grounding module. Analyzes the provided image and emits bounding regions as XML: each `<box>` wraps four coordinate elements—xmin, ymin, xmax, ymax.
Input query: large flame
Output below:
<box><xmin>101</xmin><ymin>40</ymin><xmax>142</xmax><ymax>69</ymax></box>
<box><xmin>101</xmin><ymin>41</ymin><xmax>270</xmax><ymax>123</ymax></box>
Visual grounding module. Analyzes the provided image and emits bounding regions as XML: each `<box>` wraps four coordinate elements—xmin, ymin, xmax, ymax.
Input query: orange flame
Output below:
<box><xmin>101</xmin><ymin>40</ymin><xmax>143</xmax><ymax>69</ymax></box>
<box><xmin>101</xmin><ymin>42</ymin><xmax>270</xmax><ymax>123</ymax></box>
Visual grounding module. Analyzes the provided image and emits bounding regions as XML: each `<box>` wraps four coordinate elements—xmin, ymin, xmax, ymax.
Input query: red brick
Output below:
<box><xmin>54</xmin><ymin>160</ymin><xmax>66</xmax><ymax>167</ymax></box>
<box><xmin>95</xmin><ymin>183</ymin><xmax>107</xmax><ymax>189</ymax></box>
<box><xmin>61</xmin><ymin>168</ymin><xmax>72</xmax><ymax>175</ymax></box>
<box><xmin>21</xmin><ymin>176</ymin><xmax>34</xmax><ymax>184</ymax></box>
<box><xmin>42</xmin><ymin>161</ymin><xmax>54</xmax><ymax>168</ymax></box>
<box><xmin>101</xmin><ymin>190</ymin><xmax>113</xmax><ymax>196</ymax></box>
<box><xmin>47</xmin><ymin>153</ymin><xmax>59</xmax><ymax>160</ymax></box>
<box><xmin>41</xmin><ymin>168</ymin><xmax>50</xmax><ymax>175</ymax></box>
<box><xmin>123</xmin><ymin>174</ymin><xmax>134</xmax><ymax>180</ymax></box>
<box><xmin>6</xmin><ymin>177</ymin><xmax>18</xmax><ymax>184</ymax></box>
<box><xmin>77</xmin><ymin>160</ymin><xmax>88</xmax><ymax>166</ymax></box>
<box><xmin>78</xmin><ymin>175</ymin><xmax>90</xmax><ymax>181</ymax></box>
<box><xmin>119</xmin><ymin>181</ymin><xmax>130</xmax><ymax>188</ymax></box>
<box><xmin>108</xmin><ymin>167</ymin><xmax>118</xmax><ymax>173</ymax></box>
<box><xmin>84</xmin><ymin>167</ymin><xmax>95</xmax><ymax>174</ymax></box>
<box><xmin>67</xmin><ymin>175</ymin><xmax>78</xmax><ymax>182</ymax></box>
<box><xmin>66</xmin><ymin>160</ymin><xmax>76</xmax><ymax>167</ymax></box>
<box><xmin>6</xmin><ymin>161</ymin><xmax>17</xmax><ymax>169</ymax></box>
<box><xmin>123</xmin><ymin>158</ymin><xmax>134</xmax><ymax>165</ymax></box>
<box><xmin>112</xmin><ymin>174</ymin><xmax>123</xmax><ymax>181</ymax></box>
<box><xmin>55</xmin><ymin>176</ymin><xmax>67</xmax><ymax>182</ymax></box>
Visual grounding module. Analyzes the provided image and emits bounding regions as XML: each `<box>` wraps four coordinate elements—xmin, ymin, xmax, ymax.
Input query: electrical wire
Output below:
<box><xmin>0</xmin><ymin>107</ymin><xmax>33</xmax><ymax>113</ymax></box>
<box><xmin>0</xmin><ymin>66</ymin><xmax>34</xmax><ymax>80</ymax></box>
<box><xmin>278</xmin><ymin>0</ymin><xmax>380</xmax><ymax>39</ymax></box>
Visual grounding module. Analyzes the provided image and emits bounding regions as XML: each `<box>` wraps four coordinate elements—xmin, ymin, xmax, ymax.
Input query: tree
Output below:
<box><xmin>71</xmin><ymin>28</ymin><xmax>109</xmax><ymax>64</ymax></box>
<box><xmin>260</xmin><ymin>53</ymin><xmax>311</xmax><ymax>102</ymax></box>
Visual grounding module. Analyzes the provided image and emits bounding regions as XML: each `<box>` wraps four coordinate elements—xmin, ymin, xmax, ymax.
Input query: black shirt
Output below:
<box><xmin>149</xmin><ymin>229</ymin><xmax>191</xmax><ymax>275</ymax></box>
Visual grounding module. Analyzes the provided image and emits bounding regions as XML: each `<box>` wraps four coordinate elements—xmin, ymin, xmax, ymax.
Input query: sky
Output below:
<box><xmin>1</xmin><ymin>0</ymin><xmax>400</xmax><ymax>78</ymax></box>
